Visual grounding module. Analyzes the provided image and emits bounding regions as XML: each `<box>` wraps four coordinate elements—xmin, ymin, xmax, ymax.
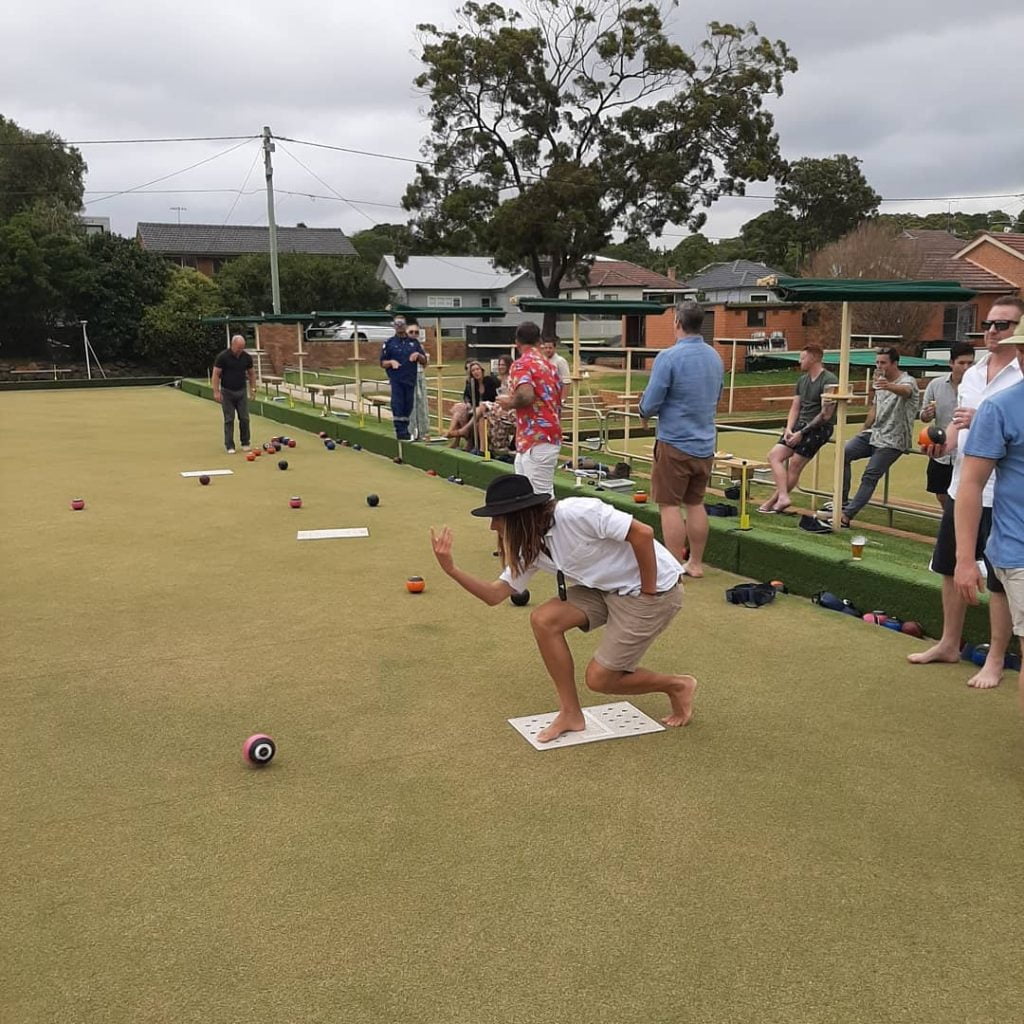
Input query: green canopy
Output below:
<box><xmin>392</xmin><ymin>305</ymin><xmax>507</xmax><ymax>319</ymax></box>
<box><xmin>767</xmin><ymin>278</ymin><xmax>977</xmax><ymax>303</ymax></box>
<box><xmin>766</xmin><ymin>349</ymin><xmax>951</xmax><ymax>369</ymax></box>
<box><xmin>517</xmin><ymin>298</ymin><xmax>670</xmax><ymax>316</ymax></box>
<box><xmin>199</xmin><ymin>313</ymin><xmax>317</xmax><ymax>325</ymax></box>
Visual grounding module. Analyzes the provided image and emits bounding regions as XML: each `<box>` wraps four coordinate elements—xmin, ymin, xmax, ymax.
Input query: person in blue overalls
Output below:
<box><xmin>379</xmin><ymin>316</ymin><xmax>427</xmax><ymax>440</ymax></box>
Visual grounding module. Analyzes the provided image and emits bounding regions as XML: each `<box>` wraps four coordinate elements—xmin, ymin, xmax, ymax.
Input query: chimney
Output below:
<box><xmin>666</xmin><ymin>266</ymin><xmax>677</xmax><ymax>280</ymax></box>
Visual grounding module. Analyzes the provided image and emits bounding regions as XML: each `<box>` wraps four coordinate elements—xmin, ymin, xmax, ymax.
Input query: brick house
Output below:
<box><xmin>136</xmin><ymin>223</ymin><xmax>357</xmax><ymax>276</ymax></box>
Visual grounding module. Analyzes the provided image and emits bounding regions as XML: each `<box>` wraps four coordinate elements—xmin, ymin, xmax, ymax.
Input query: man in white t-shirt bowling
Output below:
<box><xmin>430</xmin><ymin>475</ymin><xmax>695</xmax><ymax>743</ymax></box>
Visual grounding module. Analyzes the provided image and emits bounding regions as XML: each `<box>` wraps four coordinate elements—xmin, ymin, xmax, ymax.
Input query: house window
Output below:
<box><xmin>749</xmin><ymin>293</ymin><xmax>769</xmax><ymax>303</ymax></box>
<box><xmin>747</xmin><ymin>308</ymin><xmax>767</xmax><ymax>328</ymax></box>
<box><xmin>801</xmin><ymin>307</ymin><xmax>820</xmax><ymax>327</ymax></box>
<box><xmin>942</xmin><ymin>304</ymin><xmax>974</xmax><ymax>342</ymax></box>
<box><xmin>603</xmin><ymin>293</ymin><xmax>618</xmax><ymax>301</ymax></box>
<box><xmin>480</xmin><ymin>297</ymin><xmax>492</xmax><ymax>308</ymax></box>
<box><xmin>427</xmin><ymin>295</ymin><xmax>462</xmax><ymax>308</ymax></box>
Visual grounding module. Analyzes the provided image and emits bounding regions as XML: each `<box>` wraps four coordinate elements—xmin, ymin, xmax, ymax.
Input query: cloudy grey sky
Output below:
<box><xmin>3</xmin><ymin>0</ymin><xmax>1022</xmax><ymax>245</ymax></box>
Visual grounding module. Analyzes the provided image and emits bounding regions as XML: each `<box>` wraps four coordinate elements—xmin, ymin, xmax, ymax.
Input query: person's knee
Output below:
<box><xmin>585</xmin><ymin>661</ymin><xmax>618</xmax><ymax>692</ymax></box>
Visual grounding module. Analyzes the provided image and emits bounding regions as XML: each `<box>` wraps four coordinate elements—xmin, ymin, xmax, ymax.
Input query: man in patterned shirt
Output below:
<box><xmin>497</xmin><ymin>321</ymin><xmax>563</xmax><ymax>496</ymax></box>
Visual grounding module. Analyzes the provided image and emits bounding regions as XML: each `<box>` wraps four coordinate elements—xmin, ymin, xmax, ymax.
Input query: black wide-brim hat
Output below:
<box><xmin>471</xmin><ymin>474</ymin><xmax>552</xmax><ymax>517</ymax></box>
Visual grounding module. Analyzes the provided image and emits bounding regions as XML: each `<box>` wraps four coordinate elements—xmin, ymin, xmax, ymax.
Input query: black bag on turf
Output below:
<box><xmin>812</xmin><ymin>590</ymin><xmax>862</xmax><ymax>617</ymax></box>
<box><xmin>725</xmin><ymin>582</ymin><xmax>778</xmax><ymax>608</ymax></box>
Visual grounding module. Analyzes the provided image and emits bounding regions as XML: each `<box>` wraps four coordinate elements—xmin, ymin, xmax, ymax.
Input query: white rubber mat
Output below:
<box><xmin>508</xmin><ymin>701</ymin><xmax>664</xmax><ymax>750</ymax></box>
<box><xmin>180</xmin><ymin>469</ymin><xmax>234</xmax><ymax>477</ymax></box>
<box><xmin>296</xmin><ymin>528</ymin><xmax>370</xmax><ymax>541</ymax></box>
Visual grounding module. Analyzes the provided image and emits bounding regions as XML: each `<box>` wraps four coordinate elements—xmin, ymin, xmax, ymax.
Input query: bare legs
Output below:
<box><xmin>529</xmin><ymin>599</ymin><xmax>697</xmax><ymax>742</ymax></box>
<box><xmin>907</xmin><ymin>578</ymin><xmax>1010</xmax><ymax>689</ymax></box>
<box><xmin>658</xmin><ymin>502</ymin><xmax>708</xmax><ymax>577</ymax></box>
<box><xmin>762</xmin><ymin>448</ymin><xmax>809</xmax><ymax>512</ymax></box>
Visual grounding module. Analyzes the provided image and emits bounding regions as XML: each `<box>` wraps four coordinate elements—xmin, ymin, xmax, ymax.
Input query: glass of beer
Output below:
<box><xmin>851</xmin><ymin>534</ymin><xmax>866</xmax><ymax>561</ymax></box>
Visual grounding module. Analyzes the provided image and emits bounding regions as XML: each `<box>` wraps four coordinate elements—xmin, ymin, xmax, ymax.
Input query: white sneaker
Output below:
<box><xmin>226</xmin><ymin>448</ymin><xmax>236</xmax><ymax>454</ymax></box>
<box><xmin>821</xmin><ymin>501</ymin><xmax>833</xmax><ymax>512</ymax></box>
<box><xmin>241</xmin><ymin>445</ymin><xmax>251</xmax><ymax>452</ymax></box>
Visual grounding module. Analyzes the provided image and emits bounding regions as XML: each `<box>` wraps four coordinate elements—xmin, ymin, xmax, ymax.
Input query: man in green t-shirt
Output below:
<box><xmin>759</xmin><ymin>345</ymin><xmax>837</xmax><ymax>514</ymax></box>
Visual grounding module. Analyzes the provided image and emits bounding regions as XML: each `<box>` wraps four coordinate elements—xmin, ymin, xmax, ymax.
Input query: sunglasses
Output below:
<box><xmin>407</xmin><ymin>330</ymin><xmax>419</xmax><ymax>337</ymax></box>
<box><xmin>981</xmin><ymin>319</ymin><xmax>1020</xmax><ymax>331</ymax></box>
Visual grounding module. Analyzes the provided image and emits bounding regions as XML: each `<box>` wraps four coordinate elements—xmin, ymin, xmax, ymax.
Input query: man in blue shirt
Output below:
<box><xmin>955</xmin><ymin>323</ymin><xmax>1024</xmax><ymax>707</ymax></box>
<box><xmin>379</xmin><ymin>317</ymin><xmax>426</xmax><ymax>440</ymax></box>
<box><xmin>638</xmin><ymin>302</ymin><xmax>724</xmax><ymax>577</ymax></box>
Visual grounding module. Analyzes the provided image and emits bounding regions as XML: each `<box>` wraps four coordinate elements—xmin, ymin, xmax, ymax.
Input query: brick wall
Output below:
<box><xmin>963</xmin><ymin>242</ymin><xmax>1024</xmax><ymax>290</ymax></box>
<box><xmin>255</xmin><ymin>323</ymin><xmax>465</xmax><ymax>375</ymax></box>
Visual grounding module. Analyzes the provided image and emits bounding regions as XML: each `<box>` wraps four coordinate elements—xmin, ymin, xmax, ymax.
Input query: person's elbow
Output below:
<box><xmin>487</xmin><ymin>582</ymin><xmax>513</xmax><ymax>606</ymax></box>
<box><xmin>628</xmin><ymin>520</ymin><xmax>655</xmax><ymax>544</ymax></box>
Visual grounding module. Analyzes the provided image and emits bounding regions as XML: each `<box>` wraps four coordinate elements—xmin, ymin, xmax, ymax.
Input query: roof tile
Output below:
<box><xmin>136</xmin><ymin>222</ymin><xmax>356</xmax><ymax>257</ymax></box>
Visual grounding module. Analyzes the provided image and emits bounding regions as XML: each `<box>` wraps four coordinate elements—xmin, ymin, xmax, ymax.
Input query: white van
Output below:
<box><xmin>305</xmin><ymin>320</ymin><xmax>395</xmax><ymax>342</ymax></box>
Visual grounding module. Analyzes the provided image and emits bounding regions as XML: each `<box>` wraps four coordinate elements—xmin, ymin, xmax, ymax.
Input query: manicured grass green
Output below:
<box><xmin>2</xmin><ymin>386</ymin><xmax>1022</xmax><ymax>1024</ymax></box>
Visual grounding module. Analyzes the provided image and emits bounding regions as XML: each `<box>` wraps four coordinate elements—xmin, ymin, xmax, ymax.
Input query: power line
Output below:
<box><xmin>86</xmin><ymin>139</ymin><xmax>254</xmax><ymax>205</ymax></box>
<box><xmin>276</xmin><ymin>135</ymin><xmax>426</xmax><ymax>167</ymax></box>
<box><xmin>274</xmin><ymin>141</ymin><xmax>381</xmax><ymax>227</ymax></box>
<box><xmin>222</xmin><ymin>143</ymin><xmax>263</xmax><ymax>226</ymax></box>
<box><xmin>0</xmin><ymin>134</ymin><xmax>259</xmax><ymax>147</ymax></box>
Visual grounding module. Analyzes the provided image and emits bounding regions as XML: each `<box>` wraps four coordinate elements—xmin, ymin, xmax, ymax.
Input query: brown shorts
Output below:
<box><xmin>650</xmin><ymin>442</ymin><xmax>713</xmax><ymax>506</ymax></box>
<box><xmin>566</xmin><ymin>584</ymin><xmax>684</xmax><ymax>672</ymax></box>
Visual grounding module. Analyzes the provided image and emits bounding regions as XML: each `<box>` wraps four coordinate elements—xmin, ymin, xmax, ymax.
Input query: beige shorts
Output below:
<box><xmin>566</xmin><ymin>583</ymin><xmax>683</xmax><ymax>672</ymax></box>
<box><xmin>994</xmin><ymin>567</ymin><xmax>1024</xmax><ymax>637</ymax></box>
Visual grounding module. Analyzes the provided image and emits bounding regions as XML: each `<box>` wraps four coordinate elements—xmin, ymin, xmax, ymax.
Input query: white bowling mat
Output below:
<box><xmin>296</xmin><ymin>528</ymin><xmax>370</xmax><ymax>541</ymax></box>
<box><xmin>180</xmin><ymin>469</ymin><xmax>234</xmax><ymax>477</ymax></box>
<box><xmin>508</xmin><ymin>701</ymin><xmax>664</xmax><ymax>750</ymax></box>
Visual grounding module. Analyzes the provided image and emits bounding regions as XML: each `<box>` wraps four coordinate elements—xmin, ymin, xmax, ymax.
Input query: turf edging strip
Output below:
<box><xmin>181</xmin><ymin>379</ymin><xmax>991</xmax><ymax>645</ymax></box>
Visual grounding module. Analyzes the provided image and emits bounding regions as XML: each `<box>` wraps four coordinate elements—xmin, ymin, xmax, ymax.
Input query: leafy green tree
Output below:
<box><xmin>736</xmin><ymin>209</ymin><xmax>800</xmax><ymax>271</ymax></box>
<box><xmin>599</xmin><ymin>237</ymin><xmax>668</xmax><ymax>272</ymax></box>
<box><xmin>0</xmin><ymin>115</ymin><xmax>86</xmax><ymax>221</ymax></box>
<box><xmin>139</xmin><ymin>268</ymin><xmax>226</xmax><ymax>375</ymax></box>
<box><xmin>666</xmin><ymin>233</ymin><xmax>717</xmax><ymax>279</ymax></box>
<box><xmin>404</xmin><ymin>0</ymin><xmax>797</xmax><ymax>331</ymax></box>
<box><xmin>877</xmin><ymin>209</ymin><xmax>1015</xmax><ymax>238</ymax></box>
<box><xmin>216</xmin><ymin>253</ymin><xmax>391</xmax><ymax>315</ymax></box>
<box><xmin>776</xmin><ymin>154</ymin><xmax>880</xmax><ymax>261</ymax></box>
<box><xmin>0</xmin><ymin>203</ymin><xmax>91</xmax><ymax>355</ymax></box>
<box><xmin>350</xmin><ymin>223</ymin><xmax>420</xmax><ymax>269</ymax></box>
<box><xmin>71</xmin><ymin>233</ymin><xmax>170</xmax><ymax>362</ymax></box>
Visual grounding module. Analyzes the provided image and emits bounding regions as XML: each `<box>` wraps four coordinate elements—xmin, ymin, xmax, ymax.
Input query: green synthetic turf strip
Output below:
<box><xmin>1</xmin><ymin>388</ymin><xmax>1022</xmax><ymax>1024</ymax></box>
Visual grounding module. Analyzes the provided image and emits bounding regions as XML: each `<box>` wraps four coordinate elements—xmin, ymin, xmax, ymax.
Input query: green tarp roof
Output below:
<box><xmin>765</xmin><ymin>349</ymin><xmax>952</xmax><ymax>369</ymax></box>
<box><xmin>516</xmin><ymin>298</ymin><xmax>670</xmax><ymax>316</ymax></box>
<box><xmin>200</xmin><ymin>307</ymin><xmax>506</xmax><ymax>325</ymax></box>
<box><xmin>767</xmin><ymin>278</ymin><xmax>977</xmax><ymax>303</ymax></box>
<box><xmin>391</xmin><ymin>305</ymin><xmax>506</xmax><ymax>319</ymax></box>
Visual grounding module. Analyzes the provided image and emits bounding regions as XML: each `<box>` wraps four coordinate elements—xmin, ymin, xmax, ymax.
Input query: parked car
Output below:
<box><xmin>305</xmin><ymin>320</ymin><xmax>395</xmax><ymax>342</ymax></box>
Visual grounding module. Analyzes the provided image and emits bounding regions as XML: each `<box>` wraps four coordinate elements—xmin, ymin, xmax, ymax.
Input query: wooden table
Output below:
<box><xmin>262</xmin><ymin>375</ymin><xmax>284</xmax><ymax>398</ymax></box>
<box><xmin>366</xmin><ymin>395</ymin><xmax>390</xmax><ymax>422</ymax></box>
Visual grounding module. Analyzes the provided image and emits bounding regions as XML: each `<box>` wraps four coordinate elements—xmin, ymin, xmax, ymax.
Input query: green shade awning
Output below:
<box><xmin>767</xmin><ymin>278</ymin><xmax>977</xmax><ymax>303</ymax></box>
<box><xmin>199</xmin><ymin>314</ymin><xmax>318</xmax><ymax>325</ymax></box>
<box><xmin>391</xmin><ymin>305</ymin><xmax>507</xmax><ymax>319</ymax></box>
<box><xmin>765</xmin><ymin>349</ymin><xmax>952</xmax><ymax>369</ymax></box>
<box><xmin>516</xmin><ymin>298</ymin><xmax>670</xmax><ymax>316</ymax></box>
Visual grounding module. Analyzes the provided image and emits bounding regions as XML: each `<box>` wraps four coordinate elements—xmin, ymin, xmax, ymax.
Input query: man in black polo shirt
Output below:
<box><xmin>212</xmin><ymin>334</ymin><xmax>256</xmax><ymax>453</ymax></box>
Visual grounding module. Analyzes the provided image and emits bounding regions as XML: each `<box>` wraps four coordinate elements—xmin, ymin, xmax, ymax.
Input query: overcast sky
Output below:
<box><xmin>3</xmin><ymin>0</ymin><xmax>1022</xmax><ymax>246</ymax></box>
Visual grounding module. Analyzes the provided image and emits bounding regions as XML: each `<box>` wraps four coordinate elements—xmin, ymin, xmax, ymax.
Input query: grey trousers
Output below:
<box><xmin>842</xmin><ymin>431</ymin><xmax>903</xmax><ymax>518</ymax></box>
<box><xmin>221</xmin><ymin>388</ymin><xmax>250</xmax><ymax>449</ymax></box>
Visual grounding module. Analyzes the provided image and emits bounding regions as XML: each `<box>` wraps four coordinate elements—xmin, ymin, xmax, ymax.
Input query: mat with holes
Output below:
<box><xmin>507</xmin><ymin>701</ymin><xmax>664</xmax><ymax>750</ymax></box>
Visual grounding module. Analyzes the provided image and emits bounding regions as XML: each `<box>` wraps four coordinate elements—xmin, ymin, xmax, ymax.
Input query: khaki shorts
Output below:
<box><xmin>566</xmin><ymin>583</ymin><xmax>683</xmax><ymax>672</ymax></box>
<box><xmin>994</xmin><ymin>567</ymin><xmax>1024</xmax><ymax>637</ymax></box>
<box><xmin>651</xmin><ymin>442</ymin><xmax>713</xmax><ymax>506</ymax></box>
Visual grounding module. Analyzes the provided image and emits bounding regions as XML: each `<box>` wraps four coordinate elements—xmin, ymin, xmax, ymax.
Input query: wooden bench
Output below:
<box><xmin>11</xmin><ymin>367</ymin><xmax>73</xmax><ymax>381</ymax></box>
<box><xmin>366</xmin><ymin>395</ymin><xmax>390</xmax><ymax>422</ymax></box>
<box><xmin>262</xmin><ymin>375</ymin><xmax>284</xmax><ymax>398</ymax></box>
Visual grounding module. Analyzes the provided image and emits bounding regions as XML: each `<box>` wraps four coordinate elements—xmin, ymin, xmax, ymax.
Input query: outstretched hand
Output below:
<box><xmin>430</xmin><ymin>526</ymin><xmax>456</xmax><ymax>575</ymax></box>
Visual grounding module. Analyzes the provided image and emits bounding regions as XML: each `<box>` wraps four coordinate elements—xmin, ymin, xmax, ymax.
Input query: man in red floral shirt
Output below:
<box><xmin>497</xmin><ymin>321</ymin><xmax>563</xmax><ymax>495</ymax></box>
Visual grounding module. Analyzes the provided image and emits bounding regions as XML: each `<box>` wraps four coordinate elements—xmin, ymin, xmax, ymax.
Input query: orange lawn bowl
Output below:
<box><xmin>406</xmin><ymin>576</ymin><xmax>426</xmax><ymax>594</ymax></box>
<box><xmin>633</xmin><ymin>491</ymin><xmax>648</xmax><ymax>504</ymax></box>
<box><xmin>246</xmin><ymin>452</ymin><xmax>256</xmax><ymax>462</ymax></box>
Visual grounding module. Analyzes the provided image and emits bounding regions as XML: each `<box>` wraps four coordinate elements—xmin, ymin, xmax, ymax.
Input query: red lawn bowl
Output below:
<box><xmin>70</xmin><ymin>498</ymin><xmax>86</xmax><ymax>511</ymax></box>
<box><xmin>287</xmin><ymin>439</ymin><xmax>297</xmax><ymax>448</ymax></box>
<box><xmin>289</xmin><ymin>496</ymin><xmax>302</xmax><ymax>509</ymax></box>
<box><xmin>246</xmin><ymin>452</ymin><xmax>256</xmax><ymax>462</ymax></box>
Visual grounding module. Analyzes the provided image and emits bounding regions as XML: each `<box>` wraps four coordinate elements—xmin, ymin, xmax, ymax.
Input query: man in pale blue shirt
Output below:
<box><xmin>638</xmin><ymin>301</ymin><xmax>724</xmax><ymax>577</ymax></box>
<box><xmin>955</xmin><ymin>323</ymin><xmax>1024</xmax><ymax>708</ymax></box>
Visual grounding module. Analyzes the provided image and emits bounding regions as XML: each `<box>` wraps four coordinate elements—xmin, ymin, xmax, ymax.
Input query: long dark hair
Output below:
<box><xmin>498</xmin><ymin>500</ymin><xmax>557</xmax><ymax>577</ymax></box>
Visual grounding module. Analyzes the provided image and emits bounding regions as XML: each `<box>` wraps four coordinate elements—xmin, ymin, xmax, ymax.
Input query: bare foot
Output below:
<box><xmin>537</xmin><ymin>710</ymin><xmax>586</xmax><ymax>742</ymax></box>
<box><xmin>682</xmin><ymin>562</ymin><xmax>704</xmax><ymax>579</ymax></box>
<box><xmin>663</xmin><ymin>675</ymin><xmax>697</xmax><ymax>727</ymax></box>
<box><xmin>907</xmin><ymin>643</ymin><xmax>961</xmax><ymax>665</ymax></box>
<box><xmin>967</xmin><ymin>662</ymin><xmax>1003</xmax><ymax>689</ymax></box>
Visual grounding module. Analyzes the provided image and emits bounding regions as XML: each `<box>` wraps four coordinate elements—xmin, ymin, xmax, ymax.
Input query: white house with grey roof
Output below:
<box><xmin>678</xmin><ymin>260</ymin><xmax>787</xmax><ymax>304</ymax></box>
<box><xmin>376</xmin><ymin>255</ymin><xmax>536</xmax><ymax>330</ymax></box>
<box><xmin>136</xmin><ymin>222</ymin><xmax>356</xmax><ymax>276</ymax></box>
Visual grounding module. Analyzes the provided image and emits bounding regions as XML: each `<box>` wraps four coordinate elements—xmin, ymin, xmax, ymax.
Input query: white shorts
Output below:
<box><xmin>994</xmin><ymin>567</ymin><xmax>1024</xmax><ymax>637</ymax></box>
<box><xmin>514</xmin><ymin>443</ymin><xmax>560</xmax><ymax>496</ymax></box>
